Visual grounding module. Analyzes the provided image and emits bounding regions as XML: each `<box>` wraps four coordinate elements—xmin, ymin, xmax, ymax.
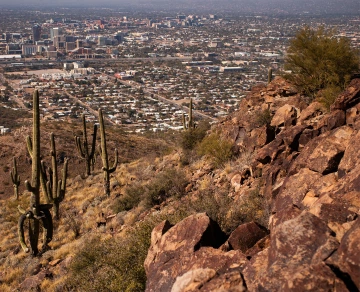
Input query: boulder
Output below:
<box><xmin>227</xmin><ymin>221</ymin><xmax>269</xmax><ymax>253</ymax></box>
<box><xmin>326</xmin><ymin>218</ymin><xmax>360</xmax><ymax>291</ymax></box>
<box><xmin>289</xmin><ymin>126</ymin><xmax>353</xmax><ymax>175</ymax></box>
<box><xmin>144</xmin><ymin>213</ymin><xmax>247</xmax><ymax>292</ymax></box>
<box><xmin>273</xmin><ymin>168</ymin><xmax>322</xmax><ymax>213</ymax></box>
<box><xmin>270</xmin><ymin>104</ymin><xmax>298</xmax><ymax>128</ymax></box>
<box><xmin>331</xmin><ymin>78</ymin><xmax>360</xmax><ymax>111</ymax></box>
<box><xmin>338</xmin><ymin>131</ymin><xmax>360</xmax><ymax>178</ymax></box>
<box><xmin>244</xmin><ymin>211</ymin><xmax>340</xmax><ymax>291</ymax></box>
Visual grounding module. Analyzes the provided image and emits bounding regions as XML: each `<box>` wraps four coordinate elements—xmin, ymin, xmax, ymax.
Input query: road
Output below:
<box><xmin>0</xmin><ymin>56</ymin><xmax>192</xmax><ymax>66</ymax></box>
<box><xmin>63</xmin><ymin>89</ymin><xmax>117</xmax><ymax>125</ymax></box>
<box><xmin>116</xmin><ymin>79</ymin><xmax>217</xmax><ymax>122</ymax></box>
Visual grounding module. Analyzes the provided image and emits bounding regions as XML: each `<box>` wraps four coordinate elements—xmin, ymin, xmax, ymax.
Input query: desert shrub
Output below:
<box><xmin>197</xmin><ymin>132</ymin><xmax>233</xmax><ymax>167</ymax></box>
<box><xmin>65</xmin><ymin>211</ymin><xmax>190</xmax><ymax>292</ymax></box>
<box><xmin>237</xmin><ymin>187</ymin><xmax>270</xmax><ymax>228</ymax></box>
<box><xmin>190</xmin><ymin>185</ymin><xmax>269</xmax><ymax>234</ymax></box>
<box><xmin>63</xmin><ymin>210</ymin><xmax>81</xmax><ymax>239</ymax></box>
<box><xmin>65</xmin><ymin>221</ymin><xmax>152</xmax><ymax>291</ymax></box>
<box><xmin>254</xmin><ymin>108</ymin><xmax>272</xmax><ymax>127</ymax></box>
<box><xmin>144</xmin><ymin>168</ymin><xmax>188</xmax><ymax>207</ymax></box>
<box><xmin>112</xmin><ymin>184</ymin><xmax>144</xmax><ymax>213</ymax></box>
<box><xmin>317</xmin><ymin>85</ymin><xmax>342</xmax><ymax>111</ymax></box>
<box><xmin>180</xmin><ymin>121</ymin><xmax>210</xmax><ymax>150</ymax></box>
<box><xmin>284</xmin><ymin>26</ymin><xmax>359</xmax><ymax>101</ymax></box>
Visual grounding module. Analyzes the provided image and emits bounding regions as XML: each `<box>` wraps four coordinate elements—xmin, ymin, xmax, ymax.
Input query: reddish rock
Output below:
<box><xmin>326</xmin><ymin>218</ymin><xmax>360</xmax><ymax>291</ymax></box>
<box><xmin>316</xmin><ymin>110</ymin><xmax>346</xmax><ymax>133</ymax></box>
<box><xmin>144</xmin><ymin>213</ymin><xmax>247</xmax><ymax>292</ymax></box>
<box><xmin>19</xmin><ymin>269</ymin><xmax>51</xmax><ymax>292</ymax></box>
<box><xmin>227</xmin><ymin>221</ymin><xmax>269</xmax><ymax>253</ymax></box>
<box><xmin>289</xmin><ymin>126</ymin><xmax>353</xmax><ymax>175</ymax></box>
<box><xmin>338</xmin><ymin>131</ymin><xmax>360</xmax><ymax>178</ymax></box>
<box><xmin>298</xmin><ymin>101</ymin><xmax>325</xmax><ymax>125</ymax></box>
<box><xmin>244</xmin><ymin>211</ymin><xmax>340</xmax><ymax>291</ymax></box>
<box><xmin>273</xmin><ymin>168</ymin><xmax>322</xmax><ymax>213</ymax></box>
<box><xmin>198</xmin><ymin>269</ymin><xmax>247</xmax><ymax>292</ymax></box>
<box><xmin>271</xmin><ymin>104</ymin><xmax>298</xmax><ymax>128</ymax></box>
<box><xmin>331</xmin><ymin>78</ymin><xmax>360</xmax><ymax>111</ymax></box>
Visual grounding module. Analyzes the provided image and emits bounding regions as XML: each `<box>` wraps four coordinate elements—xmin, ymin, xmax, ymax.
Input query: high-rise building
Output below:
<box><xmin>32</xmin><ymin>24</ymin><xmax>41</xmax><ymax>42</ymax></box>
<box><xmin>50</xmin><ymin>27</ymin><xmax>62</xmax><ymax>40</ymax></box>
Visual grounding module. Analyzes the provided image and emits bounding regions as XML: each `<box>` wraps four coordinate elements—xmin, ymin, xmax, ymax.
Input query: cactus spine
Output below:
<box><xmin>182</xmin><ymin>98</ymin><xmax>195</xmax><ymax>130</ymax></box>
<box><xmin>18</xmin><ymin>90</ymin><xmax>53</xmax><ymax>255</ymax></box>
<box><xmin>268</xmin><ymin>67</ymin><xmax>273</xmax><ymax>84</ymax></box>
<box><xmin>75</xmin><ymin>114</ymin><xmax>97</xmax><ymax>176</ymax></box>
<box><xmin>99</xmin><ymin>109</ymin><xmax>118</xmax><ymax>196</ymax></box>
<box><xmin>10</xmin><ymin>157</ymin><xmax>21</xmax><ymax>200</ymax></box>
<box><xmin>40</xmin><ymin>133</ymin><xmax>68</xmax><ymax>220</ymax></box>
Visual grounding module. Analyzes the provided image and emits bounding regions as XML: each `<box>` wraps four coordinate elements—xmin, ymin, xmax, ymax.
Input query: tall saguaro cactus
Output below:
<box><xmin>182</xmin><ymin>98</ymin><xmax>195</xmax><ymax>130</ymax></box>
<box><xmin>10</xmin><ymin>157</ymin><xmax>21</xmax><ymax>200</ymax></box>
<box><xmin>99</xmin><ymin>109</ymin><xmax>118</xmax><ymax>196</ymax></box>
<box><xmin>75</xmin><ymin>114</ymin><xmax>97</xmax><ymax>176</ymax></box>
<box><xmin>40</xmin><ymin>133</ymin><xmax>68</xmax><ymax>220</ymax></box>
<box><xmin>18</xmin><ymin>90</ymin><xmax>53</xmax><ymax>256</ymax></box>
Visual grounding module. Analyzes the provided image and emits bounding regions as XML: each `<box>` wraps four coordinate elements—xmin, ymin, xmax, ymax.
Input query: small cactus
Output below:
<box><xmin>18</xmin><ymin>90</ymin><xmax>53</xmax><ymax>256</ymax></box>
<box><xmin>182</xmin><ymin>98</ymin><xmax>195</xmax><ymax>130</ymax></box>
<box><xmin>40</xmin><ymin>133</ymin><xmax>68</xmax><ymax>220</ymax></box>
<box><xmin>75</xmin><ymin>114</ymin><xmax>97</xmax><ymax>176</ymax></box>
<box><xmin>268</xmin><ymin>67</ymin><xmax>273</xmax><ymax>84</ymax></box>
<box><xmin>98</xmin><ymin>109</ymin><xmax>118</xmax><ymax>197</ymax></box>
<box><xmin>10</xmin><ymin>157</ymin><xmax>21</xmax><ymax>200</ymax></box>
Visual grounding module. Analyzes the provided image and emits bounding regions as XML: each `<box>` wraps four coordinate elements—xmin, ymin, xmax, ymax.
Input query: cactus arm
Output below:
<box><xmin>40</xmin><ymin>161</ymin><xmax>51</xmax><ymax>203</ymax></box>
<box><xmin>89</xmin><ymin>124</ymin><xmax>98</xmax><ymax>158</ymax></box>
<box><xmin>25</xmin><ymin>180</ymin><xmax>36</xmax><ymax>194</ymax></box>
<box><xmin>75</xmin><ymin>136</ymin><xmax>86</xmax><ymax>158</ymax></box>
<box><xmin>18</xmin><ymin>214</ymin><xmax>30</xmax><ymax>253</ymax></box>
<box><xmin>26</xmin><ymin>136</ymin><xmax>33</xmax><ymax>158</ymax></box>
<box><xmin>40</xmin><ymin>205</ymin><xmax>53</xmax><ymax>249</ymax></box>
<box><xmin>109</xmin><ymin>149</ymin><xmax>118</xmax><ymax>173</ymax></box>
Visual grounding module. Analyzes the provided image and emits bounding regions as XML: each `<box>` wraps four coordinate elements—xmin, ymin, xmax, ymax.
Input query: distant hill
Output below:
<box><xmin>3</xmin><ymin>0</ymin><xmax>359</xmax><ymax>15</ymax></box>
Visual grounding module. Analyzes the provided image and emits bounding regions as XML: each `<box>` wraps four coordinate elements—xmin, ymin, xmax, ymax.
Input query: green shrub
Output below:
<box><xmin>190</xmin><ymin>185</ymin><xmax>269</xmax><ymax>234</ymax></box>
<box><xmin>254</xmin><ymin>108</ymin><xmax>272</xmax><ymax>127</ymax></box>
<box><xmin>112</xmin><ymin>184</ymin><xmax>144</xmax><ymax>213</ymax></box>
<box><xmin>197</xmin><ymin>132</ymin><xmax>233</xmax><ymax>167</ymax></box>
<box><xmin>65</xmin><ymin>220</ymin><xmax>153</xmax><ymax>292</ymax></box>
<box><xmin>65</xmin><ymin>211</ymin><xmax>190</xmax><ymax>292</ymax></box>
<box><xmin>180</xmin><ymin>121</ymin><xmax>210</xmax><ymax>150</ymax></box>
<box><xmin>145</xmin><ymin>168</ymin><xmax>188</xmax><ymax>207</ymax></box>
<box><xmin>284</xmin><ymin>26</ymin><xmax>359</xmax><ymax>101</ymax></box>
<box><xmin>317</xmin><ymin>85</ymin><xmax>342</xmax><ymax>111</ymax></box>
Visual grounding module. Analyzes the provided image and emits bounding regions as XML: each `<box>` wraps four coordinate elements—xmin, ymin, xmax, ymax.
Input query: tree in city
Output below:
<box><xmin>284</xmin><ymin>26</ymin><xmax>359</xmax><ymax>104</ymax></box>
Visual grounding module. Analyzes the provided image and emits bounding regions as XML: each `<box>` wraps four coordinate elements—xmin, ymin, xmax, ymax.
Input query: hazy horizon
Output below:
<box><xmin>0</xmin><ymin>0</ymin><xmax>359</xmax><ymax>15</ymax></box>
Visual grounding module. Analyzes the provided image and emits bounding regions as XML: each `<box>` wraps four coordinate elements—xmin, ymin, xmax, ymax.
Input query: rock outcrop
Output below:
<box><xmin>145</xmin><ymin>78</ymin><xmax>360</xmax><ymax>291</ymax></box>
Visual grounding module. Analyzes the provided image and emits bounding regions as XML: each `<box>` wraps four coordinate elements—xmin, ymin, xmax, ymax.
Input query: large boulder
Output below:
<box><xmin>326</xmin><ymin>218</ymin><xmax>360</xmax><ymax>291</ymax></box>
<box><xmin>227</xmin><ymin>221</ymin><xmax>269</xmax><ymax>253</ymax></box>
<box><xmin>145</xmin><ymin>213</ymin><xmax>247</xmax><ymax>292</ymax></box>
<box><xmin>243</xmin><ymin>211</ymin><xmax>340</xmax><ymax>291</ymax></box>
<box><xmin>289</xmin><ymin>126</ymin><xmax>353</xmax><ymax>175</ymax></box>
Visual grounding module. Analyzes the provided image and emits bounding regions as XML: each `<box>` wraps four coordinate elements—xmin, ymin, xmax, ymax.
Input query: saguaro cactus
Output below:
<box><xmin>10</xmin><ymin>157</ymin><xmax>21</xmax><ymax>200</ymax></box>
<box><xmin>99</xmin><ymin>109</ymin><xmax>118</xmax><ymax>197</ymax></box>
<box><xmin>75</xmin><ymin>114</ymin><xmax>97</xmax><ymax>176</ymax></box>
<box><xmin>18</xmin><ymin>90</ymin><xmax>53</xmax><ymax>256</ymax></box>
<box><xmin>268</xmin><ymin>67</ymin><xmax>273</xmax><ymax>84</ymax></box>
<box><xmin>182</xmin><ymin>98</ymin><xmax>195</xmax><ymax>130</ymax></box>
<box><xmin>40</xmin><ymin>133</ymin><xmax>68</xmax><ymax>220</ymax></box>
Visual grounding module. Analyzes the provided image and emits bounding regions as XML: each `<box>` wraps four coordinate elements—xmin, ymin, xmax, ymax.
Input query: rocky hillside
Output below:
<box><xmin>0</xmin><ymin>77</ymin><xmax>359</xmax><ymax>291</ymax></box>
<box><xmin>144</xmin><ymin>77</ymin><xmax>360</xmax><ymax>291</ymax></box>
